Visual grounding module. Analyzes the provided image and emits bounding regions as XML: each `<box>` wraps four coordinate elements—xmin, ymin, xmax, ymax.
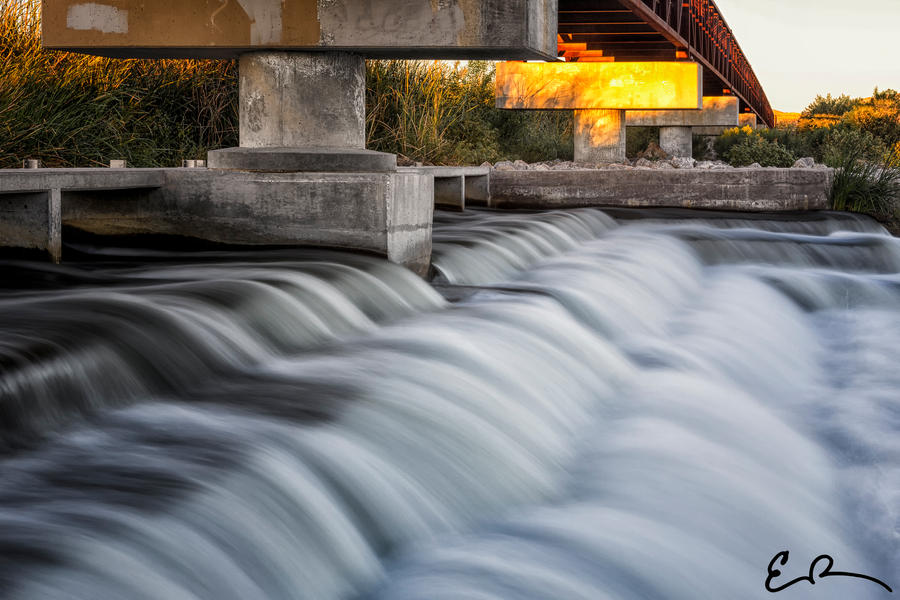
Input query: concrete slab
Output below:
<box><xmin>495</xmin><ymin>62</ymin><xmax>703</xmax><ymax>110</ymax></box>
<box><xmin>626</xmin><ymin>96</ymin><xmax>740</xmax><ymax>127</ymax></box>
<box><xmin>208</xmin><ymin>147</ymin><xmax>397</xmax><ymax>172</ymax></box>
<box><xmin>0</xmin><ymin>168</ymin><xmax>166</xmax><ymax>192</ymax></box>
<box><xmin>489</xmin><ymin>169</ymin><xmax>834</xmax><ymax>212</ymax></box>
<box><xmin>42</xmin><ymin>0</ymin><xmax>557</xmax><ymax>60</ymax></box>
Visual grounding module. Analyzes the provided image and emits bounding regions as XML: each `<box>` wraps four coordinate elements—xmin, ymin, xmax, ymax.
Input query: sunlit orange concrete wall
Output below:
<box><xmin>495</xmin><ymin>61</ymin><xmax>703</xmax><ymax>111</ymax></box>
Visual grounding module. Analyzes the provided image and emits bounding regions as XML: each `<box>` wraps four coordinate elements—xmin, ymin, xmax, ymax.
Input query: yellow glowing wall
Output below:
<box><xmin>495</xmin><ymin>62</ymin><xmax>703</xmax><ymax>111</ymax></box>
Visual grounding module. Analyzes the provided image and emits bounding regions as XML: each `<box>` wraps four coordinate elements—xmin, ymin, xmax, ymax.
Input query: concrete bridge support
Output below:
<box><xmin>238</xmin><ymin>52</ymin><xmax>365</xmax><ymax>149</ymax></box>
<box><xmin>626</xmin><ymin>96</ymin><xmax>740</xmax><ymax>159</ymax></box>
<box><xmin>495</xmin><ymin>61</ymin><xmax>702</xmax><ymax>164</ymax></box>
<box><xmin>575</xmin><ymin>110</ymin><xmax>627</xmax><ymax>163</ymax></box>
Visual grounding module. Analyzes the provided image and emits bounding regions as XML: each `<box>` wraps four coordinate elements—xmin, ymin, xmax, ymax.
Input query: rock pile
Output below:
<box><xmin>489</xmin><ymin>156</ymin><xmax>829</xmax><ymax>172</ymax></box>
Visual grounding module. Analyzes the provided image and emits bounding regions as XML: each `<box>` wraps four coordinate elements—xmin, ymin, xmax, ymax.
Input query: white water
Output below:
<box><xmin>0</xmin><ymin>210</ymin><xmax>897</xmax><ymax>599</ymax></box>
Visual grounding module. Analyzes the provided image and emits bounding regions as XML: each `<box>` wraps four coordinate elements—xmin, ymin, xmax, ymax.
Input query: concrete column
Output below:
<box><xmin>660</xmin><ymin>126</ymin><xmax>693</xmax><ymax>158</ymax></box>
<box><xmin>239</xmin><ymin>51</ymin><xmax>365</xmax><ymax>148</ymax></box>
<box><xmin>575</xmin><ymin>109</ymin><xmax>626</xmax><ymax>164</ymax></box>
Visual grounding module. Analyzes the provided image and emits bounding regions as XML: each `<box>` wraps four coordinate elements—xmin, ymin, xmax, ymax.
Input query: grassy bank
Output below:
<box><xmin>0</xmin><ymin>1</ymin><xmax>571</xmax><ymax>168</ymax></box>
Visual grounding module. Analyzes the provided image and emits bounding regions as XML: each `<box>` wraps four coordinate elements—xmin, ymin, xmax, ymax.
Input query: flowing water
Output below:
<box><xmin>0</xmin><ymin>208</ymin><xmax>898</xmax><ymax>599</ymax></box>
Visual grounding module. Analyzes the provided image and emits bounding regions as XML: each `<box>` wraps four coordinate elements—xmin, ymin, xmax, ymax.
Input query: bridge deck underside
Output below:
<box><xmin>558</xmin><ymin>0</ymin><xmax>774</xmax><ymax>127</ymax></box>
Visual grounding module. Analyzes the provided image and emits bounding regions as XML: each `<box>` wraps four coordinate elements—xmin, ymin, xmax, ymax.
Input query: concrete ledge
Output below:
<box><xmin>61</xmin><ymin>169</ymin><xmax>434</xmax><ymax>274</ymax></box>
<box><xmin>207</xmin><ymin>147</ymin><xmax>397</xmax><ymax>172</ymax></box>
<box><xmin>0</xmin><ymin>168</ymin><xmax>167</xmax><ymax>192</ymax></box>
<box><xmin>489</xmin><ymin>168</ymin><xmax>834</xmax><ymax>211</ymax></box>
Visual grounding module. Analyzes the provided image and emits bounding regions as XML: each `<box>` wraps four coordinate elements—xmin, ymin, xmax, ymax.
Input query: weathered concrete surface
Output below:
<box><xmin>239</xmin><ymin>52</ymin><xmax>365</xmax><ymax>148</ymax></box>
<box><xmin>433</xmin><ymin>176</ymin><xmax>465</xmax><ymax>211</ymax></box>
<box><xmin>575</xmin><ymin>109</ymin><xmax>626</xmax><ymax>163</ymax></box>
<box><xmin>407</xmin><ymin>166</ymin><xmax>491</xmax><ymax>207</ymax></box>
<box><xmin>59</xmin><ymin>169</ymin><xmax>434</xmax><ymax>274</ymax></box>
<box><xmin>626</xmin><ymin>96</ymin><xmax>739</xmax><ymax>127</ymax></box>
<box><xmin>208</xmin><ymin>147</ymin><xmax>396</xmax><ymax>172</ymax></box>
<box><xmin>740</xmin><ymin>113</ymin><xmax>759</xmax><ymax>128</ymax></box>
<box><xmin>496</xmin><ymin>61</ymin><xmax>702</xmax><ymax>110</ymax></box>
<box><xmin>0</xmin><ymin>190</ymin><xmax>61</xmax><ymax>262</ymax></box>
<box><xmin>0</xmin><ymin>168</ymin><xmax>166</xmax><ymax>192</ymax></box>
<box><xmin>42</xmin><ymin>0</ymin><xmax>557</xmax><ymax>60</ymax></box>
<box><xmin>659</xmin><ymin>126</ymin><xmax>693</xmax><ymax>158</ymax></box>
<box><xmin>489</xmin><ymin>169</ymin><xmax>834</xmax><ymax>211</ymax></box>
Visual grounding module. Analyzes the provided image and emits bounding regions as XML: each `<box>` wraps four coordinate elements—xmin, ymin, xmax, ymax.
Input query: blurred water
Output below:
<box><xmin>0</xmin><ymin>209</ymin><xmax>898</xmax><ymax>599</ymax></box>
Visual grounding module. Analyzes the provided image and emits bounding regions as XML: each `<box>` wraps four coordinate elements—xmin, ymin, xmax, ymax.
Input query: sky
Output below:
<box><xmin>714</xmin><ymin>0</ymin><xmax>900</xmax><ymax>112</ymax></box>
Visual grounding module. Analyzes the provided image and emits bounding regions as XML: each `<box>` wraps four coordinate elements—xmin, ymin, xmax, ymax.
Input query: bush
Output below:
<box><xmin>802</xmin><ymin>93</ymin><xmax>860</xmax><ymax>118</ymax></box>
<box><xmin>714</xmin><ymin>126</ymin><xmax>756</xmax><ymax>159</ymax></box>
<box><xmin>822</xmin><ymin>126</ymin><xmax>886</xmax><ymax>168</ymax></box>
<box><xmin>725</xmin><ymin>136</ymin><xmax>797</xmax><ymax>167</ymax></box>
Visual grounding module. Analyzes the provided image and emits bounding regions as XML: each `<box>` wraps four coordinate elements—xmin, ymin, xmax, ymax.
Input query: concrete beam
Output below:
<box><xmin>740</xmin><ymin>113</ymin><xmax>759</xmax><ymax>128</ymax></box>
<box><xmin>42</xmin><ymin>0</ymin><xmax>557</xmax><ymax>60</ymax></box>
<box><xmin>626</xmin><ymin>96</ymin><xmax>739</xmax><ymax>128</ymax></box>
<box><xmin>495</xmin><ymin>62</ymin><xmax>702</xmax><ymax>110</ymax></box>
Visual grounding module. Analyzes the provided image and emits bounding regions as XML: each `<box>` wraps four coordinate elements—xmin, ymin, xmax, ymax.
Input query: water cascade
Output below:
<box><xmin>0</xmin><ymin>209</ymin><xmax>897</xmax><ymax>599</ymax></box>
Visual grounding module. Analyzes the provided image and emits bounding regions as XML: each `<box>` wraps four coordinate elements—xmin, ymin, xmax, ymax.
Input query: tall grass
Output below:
<box><xmin>1</xmin><ymin>0</ymin><xmax>237</xmax><ymax>167</ymax></box>
<box><xmin>1</xmin><ymin>2</ymin><xmax>571</xmax><ymax>167</ymax></box>
<box><xmin>830</xmin><ymin>144</ymin><xmax>900</xmax><ymax>218</ymax></box>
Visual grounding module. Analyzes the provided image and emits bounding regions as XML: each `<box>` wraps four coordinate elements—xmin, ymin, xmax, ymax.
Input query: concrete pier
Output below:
<box><xmin>239</xmin><ymin>52</ymin><xmax>365</xmax><ymax>149</ymax></box>
<box><xmin>659</xmin><ymin>127</ymin><xmax>693</xmax><ymax>158</ymax></box>
<box><xmin>575</xmin><ymin>110</ymin><xmax>627</xmax><ymax>164</ymax></box>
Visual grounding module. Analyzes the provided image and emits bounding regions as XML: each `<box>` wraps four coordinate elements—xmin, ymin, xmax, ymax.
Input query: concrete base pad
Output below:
<box><xmin>60</xmin><ymin>169</ymin><xmax>433</xmax><ymax>274</ymax></box>
<box><xmin>489</xmin><ymin>168</ymin><xmax>833</xmax><ymax>211</ymax></box>
<box><xmin>207</xmin><ymin>147</ymin><xmax>397</xmax><ymax>173</ymax></box>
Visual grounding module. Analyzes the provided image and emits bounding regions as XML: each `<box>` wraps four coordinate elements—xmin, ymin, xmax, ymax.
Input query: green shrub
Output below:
<box><xmin>725</xmin><ymin>136</ymin><xmax>797</xmax><ymax>167</ymax></box>
<box><xmin>714</xmin><ymin>126</ymin><xmax>756</xmax><ymax>159</ymax></box>
<box><xmin>802</xmin><ymin>93</ymin><xmax>860</xmax><ymax>118</ymax></box>
<box><xmin>822</xmin><ymin>126</ymin><xmax>886</xmax><ymax>168</ymax></box>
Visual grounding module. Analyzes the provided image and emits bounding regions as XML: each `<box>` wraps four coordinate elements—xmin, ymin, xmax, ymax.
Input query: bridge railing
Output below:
<box><xmin>622</xmin><ymin>0</ymin><xmax>775</xmax><ymax>127</ymax></box>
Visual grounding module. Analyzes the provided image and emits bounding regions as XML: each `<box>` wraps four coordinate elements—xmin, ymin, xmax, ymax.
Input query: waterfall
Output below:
<box><xmin>0</xmin><ymin>209</ymin><xmax>897</xmax><ymax>599</ymax></box>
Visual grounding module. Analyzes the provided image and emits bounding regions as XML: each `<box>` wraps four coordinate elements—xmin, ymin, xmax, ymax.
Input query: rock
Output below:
<box><xmin>551</xmin><ymin>161</ymin><xmax>577</xmax><ymax>170</ymax></box>
<box><xmin>748</xmin><ymin>163</ymin><xmax>763</xmax><ymax>169</ymax></box>
<box><xmin>494</xmin><ymin>160</ymin><xmax>516</xmax><ymax>171</ymax></box>
<box><xmin>695</xmin><ymin>161</ymin><xmax>714</xmax><ymax>170</ymax></box>
<box><xmin>513</xmin><ymin>159</ymin><xmax>530</xmax><ymax>171</ymax></box>
<box><xmin>634</xmin><ymin>158</ymin><xmax>653</xmax><ymax>168</ymax></box>
<box><xmin>671</xmin><ymin>157</ymin><xmax>696</xmax><ymax>169</ymax></box>
<box><xmin>655</xmin><ymin>161</ymin><xmax>675</xmax><ymax>170</ymax></box>
<box><xmin>637</xmin><ymin>141</ymin><xmax>670</xmax><ymax>161</ymax></box>
<box><xmin>533</xmin><ymin>163</ymin><xmax>550</xmax><ymax>171</ymax></box>
<box><xmin>792</xmin><ymin>157</ymin><xmax>815</xmax><ymax>169</ymax></box>
<box><xmin>480</xmin><ymin>161</ymin><xmax>493</xmax><ymax>168</ymax></box>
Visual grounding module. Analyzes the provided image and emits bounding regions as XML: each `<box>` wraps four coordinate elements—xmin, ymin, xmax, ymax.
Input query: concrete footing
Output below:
<box><xmin>489</xmin><ymin>168</ymin><xmax>834</xmax><ymax>211</ymax></box>
<box><xmin>575</xmin><ymin>109</ymin><xmax>626</xmax><ymax>163</ymax></box>
<box><xmin>0</xmin><ymin>189</ymin><xmax>61</xmax><ymax>262</ymax></box>
<box><xmin>659</xmin><ymin>127</ymin><xmax>693</xmax><ymax>158</ymax></box>
<box><xmin>208</xmin><ymin>147</ymin><xmax>397</xmax><ymax>173</ymax></box>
